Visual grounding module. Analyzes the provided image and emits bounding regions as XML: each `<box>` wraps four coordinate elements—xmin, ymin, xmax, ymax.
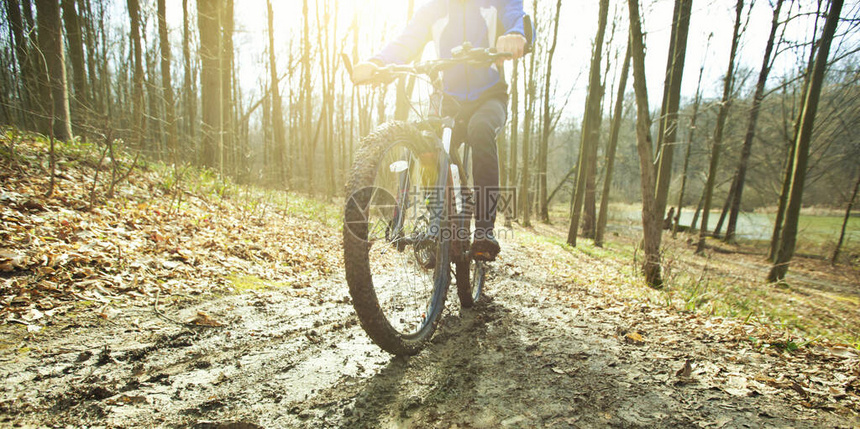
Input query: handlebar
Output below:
<box><xmin>343</xmin><ymin>43</ymin><xmax>512</xmax><ymax>85</ymax></box>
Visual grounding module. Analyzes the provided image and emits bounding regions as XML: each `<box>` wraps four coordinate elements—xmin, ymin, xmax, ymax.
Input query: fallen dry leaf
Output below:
<box><xmin>676</xmin><ymin>359</ymin><xmax>693</xmax><ymax>378</ymax></box>
<box><xmin>790</xmin><ymin>382</ymin><xmax>809</xmax><ymax>399</ymax></box>
<box><xmin>625</xmin><ymin>332</ymin><xmax>646</xmax><ymax>345</ymax></box>
<box><xmin>187</xmin><ymin>311</ymin><xmax>223</xmax><ymax>327</ymax></box>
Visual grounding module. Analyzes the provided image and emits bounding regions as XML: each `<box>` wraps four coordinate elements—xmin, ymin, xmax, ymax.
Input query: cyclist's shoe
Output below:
<box><xmin>471</xmin><ymin>234</ymin><xmax>500</xmax><ymax>261</ymax></box>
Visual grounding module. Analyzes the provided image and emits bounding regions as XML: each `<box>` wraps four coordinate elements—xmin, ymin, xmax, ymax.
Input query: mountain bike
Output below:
<box><xmin>342</xmin><ymin>44</ymin><xmax>508</xmax><ymax>355</ymax></box>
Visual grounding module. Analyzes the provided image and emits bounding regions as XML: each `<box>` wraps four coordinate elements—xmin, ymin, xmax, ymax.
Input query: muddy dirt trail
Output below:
<box><xmin>1</xmin><ymin>230</ymin><xmax>858</xmax><ymax>428</ymax></box>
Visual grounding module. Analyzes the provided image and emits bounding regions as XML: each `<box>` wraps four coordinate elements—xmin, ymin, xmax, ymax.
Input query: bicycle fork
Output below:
<box><xmin>428</xmin><ymin>120</ymin><xmax>469</xmax><ymax>240</ymax></box>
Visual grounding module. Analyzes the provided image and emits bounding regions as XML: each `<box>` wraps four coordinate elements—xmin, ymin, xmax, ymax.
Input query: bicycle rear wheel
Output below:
<box><xmin>343</xmin><ymin>122</ymin><xmax>450</xmax><ymax>355</ymax></box>
<box><xmin>454</xmin><ymin>144</ymin><xmax>486</xmax><ymax>308</ymax></box>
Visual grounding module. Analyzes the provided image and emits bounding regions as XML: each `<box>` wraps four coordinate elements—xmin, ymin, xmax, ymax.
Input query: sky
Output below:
<box><xmin>142</xmin><ymin>0</ymin><xmax>857</xmax><ymax>119</ymax></box>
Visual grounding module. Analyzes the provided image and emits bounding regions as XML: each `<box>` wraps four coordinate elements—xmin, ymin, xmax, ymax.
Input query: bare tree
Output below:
<box><xmin>724</xmin><ymin>0</ymin><xmax>785</xmax><ymax>242</ymax></box>
<box><xmin>35</xmin><ymin>0</ymin><xmax>72</xmax><ymax>141</ymax></box>
<box><xmin>654</xmin><ymin>0</ymin><xmax>693</xmax><ymax>221</ymax></box>
<box><xmin>768</xmin><ymin>87</ymin><xmax>802</xmax><ymax>261</ymax></box>
<box><xmin>220</xmin><ymin>0</ymin><xmax>234</xmax><ymax>175</ymax></box>
<box><xmin>81</xmin><ymin>0</ymin><xmax>102</xmax><ymax>114</ymax></box>
<box><xmin>567</xmin><ymin>0</ymin><xmax>609</xmax><ymax>246</ymax></box>
<box><xmin>506</xmin><ymin>57</ymin><xmax>520</xmax><ymax>227</ymax></box>
<box><xmin>518</xmin><ymin>55</ymin><xmax>536</xmax><ymax>227</ymax></box>
<box><xmin>695</xmin><ymin>0</ymin><xmax>744</xmax><ymax>254</ymax></box>
<box><xmin>831</xmin><ymin>169</ymin><xmax>859</xmax><ymax>265</ymax></box>
<box><xmin>127</xmin><ymin>0</ymin><xmax>146</xmax><ymax>144</ymax></box>
<box><xmin>301</xmin><ymin>0</ymin><xmax>313</xmax><ymax>191</ymax></box>
<box><xmin>393</xmin><ymin>0</ymin><xmax>416</xmax><ymax>123</ymax></box>
<box><xmin>157</xmin><ymin>0</ymin><xmax>178</xmax><ymax>163</ymax></box>
<box><xmin>627</xmin><ymin>0</ymin><xmax>662</xmax><ymax>287</ymax></box>
<box><xmin>537</xmin><ymin>0</ymin><xmax>562</xmax><ymax>223</ymax></box>
<box><xmin>768</xmin><ymin>0</ymin><xmax>844</xmax><ymax>282</ymax></box>
<box><xmin>595</xmin><ymin>44</ymin><xmax>631</xmax><ymax>248</ymax></box>
<box><xmin>5</xmin><ymin>0</ymin><xmax>36</xmax><ymax>128</ymax></box>
<box><xmin>61</xmin><ymin>0</ymin><xmax>88</xmax><ymax>119</ymax></box>
<box><xmin>673</xmin><ymin>52</ymin><xmax>707</xmax><ymax>236</ymax></box>
<box><xmin>182</xmin><ymin>0</ymin><xmax>196</xmax><ymax>146</ymax></box>
<box><xmin>519</xmin><ymin>0</ymin><xmax>539</xmax><ymax>228</ymax></box>
<box><xmin>197</xmin><ymin>0</ymin><xmax>221</xmax><ymax>168</ymax></box>
<box><xmin>266</xmin><ymin>0</ymin><xmax>287</xmax><ymax>186</ymax></box>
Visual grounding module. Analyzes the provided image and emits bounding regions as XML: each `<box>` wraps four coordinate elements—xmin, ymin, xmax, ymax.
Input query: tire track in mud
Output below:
<box><xmin>281</xmin><ymin>239</ymin><xmax>858</xmax><ymax>428</ymax></box>
<box><xmin>0</xmin><ymin>277</ymin><xmax>388</xmax><ymax>427</ymax></box>
<box><xmin>2</xmin><ymin>238</ymin><xmax>858</xmax><ymax>427</ymax></box>
<box><xmin>107</xmin><ymin>286</ymin><xmax>394</xmax><ymax>427</ymax></box>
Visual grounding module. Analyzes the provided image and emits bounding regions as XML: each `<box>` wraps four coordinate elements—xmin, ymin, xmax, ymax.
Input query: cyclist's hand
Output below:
<box><xmin>496</xmin><ymin>33</ymin><xmax>527</xmax><ymax>60</ymax></box>
<box><xmin>352</xmin><ymin>61</ymin><xmax>379</xmax><ymax>84</ymax></box>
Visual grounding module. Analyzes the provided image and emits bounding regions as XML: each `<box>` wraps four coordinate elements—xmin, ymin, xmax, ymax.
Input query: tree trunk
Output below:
<box><xmin>519</xmin><ymin>0</ymin><xmax>538</xmax><ymax>228</ymax></box>
<box><xmin>266</xmin><ymin>0</ymin><xmax>287</xmax><ymax>187</ymax></box>
<box><xmin>393</xmin><ymin>0</ymin><xmax>416</xmax><ymax>122</ymax></box>
<box><xmin>319</xmin><ymin>0</ymin><xmax>337</xmax><ymax>196</ymax></box>
<box><xmin>768</xmin><ymin>0</ymin><xmax>843</xmax><ymax>282</ymax></box>
<box><xmin>724</xmin><ymin>0</ymin><xmax>784</xmax><ymax>242</ymax></box>
<box><xmin>673</xmin><ymin>62</ymin><xmax>705</xmax><ymax>237</ymax></box>
<box><xmin>769</xmin><ymin>38</ymin><xmax>817</xmax><ymax>262</ymax></box>
<box><xmin>127</xmin><ymin>0</ymin><xmax>145</xmax><ymax>145</ymax></box>
<box><xmin>695</xmin><ymin>0</ymin><xmax>744</xmax><ymax>254</ymax></box>
<box><xmin>831</xmin><ymin>169</ymin><xmax>860</xmax><ymax>265</ymax></box>
<box><xmin>627</xmin><ymin>0</ymin><xmax>662</xmax><ymax>287</ymax></box>
<box><xmin>98</xmin><ymin>0</ymin><xmax>111</xmax><ymax>119</ymax></box>
<box><xmin>197</xmin><ymin>0</ymin><xmax>221</xmax><ymax>168</ymax></box>
<box><xmin>301</xmin><ymin>0</ymin><xmax>313</xmax><ymax>192</ymax></box>
<box><xmin>595</xmin><ymin>44</ymin><xmax>631</xmax><ymax>248</ymax></box>
<box><xmin>7</xmin><ymin>0</ymin><xmax>36</xmax><ymax>127</ymax></box>
<box><xmin>506</xmin><ymin>59</ymin><xmax>519</xmax><ymax>227</ymax></box>
<box><xmin>61</xmin><ymin>0</ymin><xmax>87</xmax><ymax>118</ymax></box>
<box><xmin>81</xmin><ymin>0</ymin><xmax>100</xmax><ymax>112</ymax></box>
<box><xmin>538</xmin><ymin>0</ymin><xmax>563</xmax><ymax>223</ymax></box>
<box><xmin>567</xmin><ymin>0</ymin><xmax>609</xmax><ymax>246</ymax></box>
<box><xmin>519</xmin><ymin>50</ymin><xmax>536</xmax><ymax>228</ymax></box>
<box><xmin>182</xmin><ymin>0</ymin><xmax>195</xmax><ymax>149</ymax></box>
<box><xmin>546</xmin><ymin>165</ymin><xmax>576</xmax><ymax>208</ymax></box>
<box><xmin>146</xmin><ymin>47</ymin><xmax>165</xmax><ymax>159</ymax></box>
<box><xmin>35</xmin><ymin>0</ymin><xmax>72</xmax><ymax>141</ymax></box>
<box><xmin>690</xmin><ymin>192</ymin><xmax>704</xmax><ymax>232</ymax></box>
<box><xmin>768</xmin><ymin>139</ymin><xmax>795</xmax><ymax>261</ymax></box>
<box><xmin>157</xmin><ymin>0</ymin><xmax>178</xmax><ymax>164</ymax></box>
<box><xmin>654</xmin><ymin>0</ymin><xmax>693</xmax><ymax>222</ymax></box>
<box><xmin>220</xmin><ymin>0</ymin><xmax>234</xmax><ymax>175</ymax></box>
<box><xmin>582</xmin><ymin>61</ymin><xmax>611</xmax><ymax>240</ymax></box>
<box><xmin>713</xmin><ymin>187</ymin><xmax>734</xmax><ymax>237</ymax></box>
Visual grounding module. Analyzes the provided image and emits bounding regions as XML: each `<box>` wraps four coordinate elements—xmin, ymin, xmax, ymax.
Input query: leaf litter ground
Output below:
<box><xmin>0</xmin><ymin>133</ymin><xmax>858</xmax><ymax>427</ymax></box>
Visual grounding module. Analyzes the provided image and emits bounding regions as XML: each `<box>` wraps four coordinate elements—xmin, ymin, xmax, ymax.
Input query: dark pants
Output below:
<box><xmin>447</xmin><ymin>97</ymin><xmax>507</xmax><ymax>238</ymax></box>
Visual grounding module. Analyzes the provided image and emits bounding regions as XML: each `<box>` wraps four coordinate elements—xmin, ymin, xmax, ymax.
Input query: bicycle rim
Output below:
<box><xmin>357</xmin><ymin>138</ymin><xmax>449</xmax><ymax>339</ymax></box>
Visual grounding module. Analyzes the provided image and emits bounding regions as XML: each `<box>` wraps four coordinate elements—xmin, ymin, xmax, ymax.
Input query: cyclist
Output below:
<box><xmin>352</xmin><ymin>0</ymin><xmax>530</xmax><ymax>262</ymax></box>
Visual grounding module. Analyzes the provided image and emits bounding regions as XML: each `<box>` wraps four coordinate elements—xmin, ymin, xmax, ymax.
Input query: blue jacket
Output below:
<box><xmin>372</xmin><ymin>0</ymin><xmax>527</xmax><ymax>102</ymax></box>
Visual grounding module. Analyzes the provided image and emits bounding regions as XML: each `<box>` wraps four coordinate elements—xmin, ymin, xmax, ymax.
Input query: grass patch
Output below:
<box><xmin>139</xmin><ymin>153</ymin><xmax>343</xmax><ymax>230</ymax></box>
<box><xmin>530</xmin><ymin>211</ymin><xmax>860</xmax><ymax>347</ymax></box>
<box><xmin>227</xmin><ymin>275</ymin><xmax>291</xmax><ymax>293</ymax></box>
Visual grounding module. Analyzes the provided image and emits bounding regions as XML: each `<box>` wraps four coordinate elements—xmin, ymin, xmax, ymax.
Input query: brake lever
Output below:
<box><xmin>451</xmin><ymin>42</ymin><xmax>474</xmax><ymax>59</ymax></box>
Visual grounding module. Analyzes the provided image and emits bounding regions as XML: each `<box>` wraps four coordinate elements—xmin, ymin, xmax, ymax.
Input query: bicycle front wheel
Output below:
<box><xmin>343</xmin><ymin>122</ymin><xmax>450</xmax><ymax>355</ymax></box>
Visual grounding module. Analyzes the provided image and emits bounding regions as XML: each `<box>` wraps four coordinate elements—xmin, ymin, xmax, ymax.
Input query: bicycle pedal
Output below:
<box><xmin>471</xmin><ymin>251</ymin><xmax>496</xmax><ymax>262</ymax></box>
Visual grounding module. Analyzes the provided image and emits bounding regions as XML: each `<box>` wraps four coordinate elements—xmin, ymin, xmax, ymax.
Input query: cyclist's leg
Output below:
<box><xmin>467</xmin><ymin>97</ymin><xmax>507</xmax><ymax>260</ymax></box>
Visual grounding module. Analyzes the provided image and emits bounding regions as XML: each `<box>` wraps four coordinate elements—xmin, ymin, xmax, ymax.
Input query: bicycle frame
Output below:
<box><xmin>344</xmin><ymin>44</ymin><xmax>508</xmax><ymax>256</ymax></box>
